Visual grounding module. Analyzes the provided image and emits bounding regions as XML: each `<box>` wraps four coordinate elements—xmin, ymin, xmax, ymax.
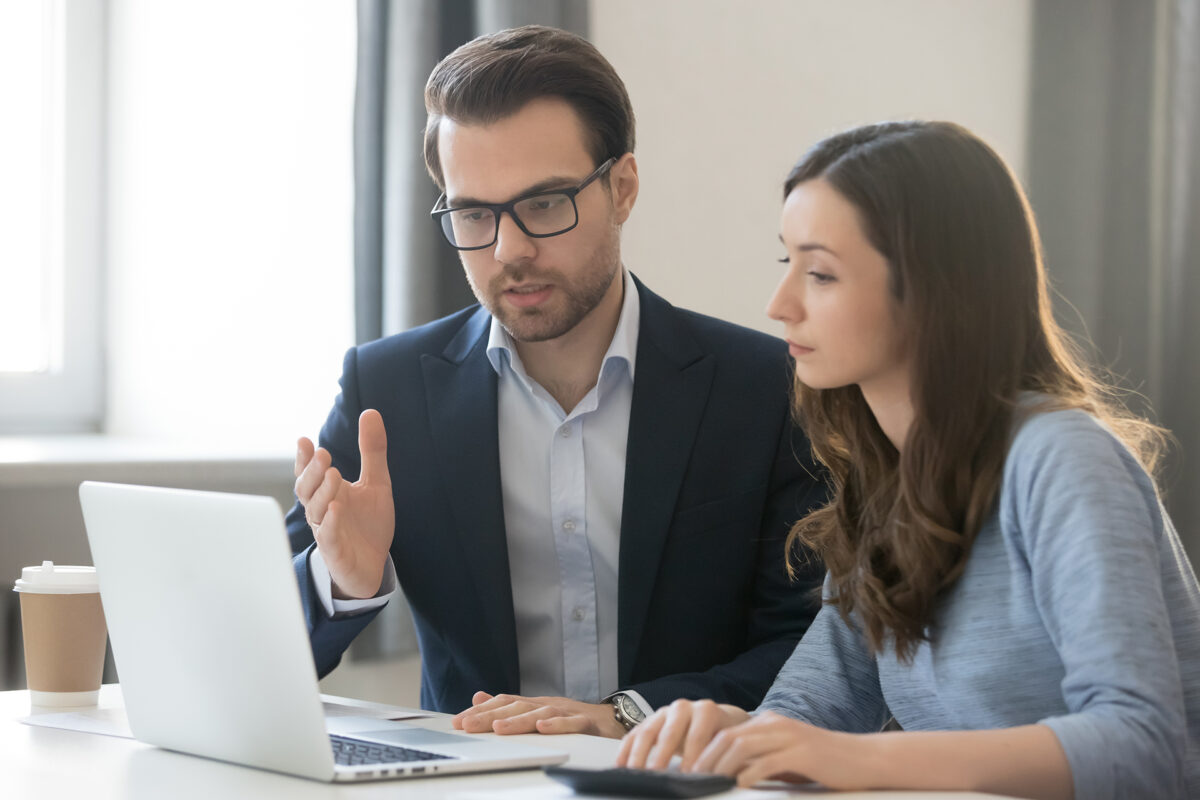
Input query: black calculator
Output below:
<box><xmin>543</xmin><ymin>765</ymin><xmax>736</xmax><ymax>798</ymax></box>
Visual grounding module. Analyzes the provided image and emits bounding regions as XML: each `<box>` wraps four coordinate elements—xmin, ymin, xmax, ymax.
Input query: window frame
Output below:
<box><xmin>0</xmin><ymin>0</ymin><xmax>106</xmax><ymax>434</ymax></box>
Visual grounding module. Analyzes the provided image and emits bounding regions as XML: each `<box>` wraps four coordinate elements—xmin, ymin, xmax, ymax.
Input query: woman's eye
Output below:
<box><xmin>777</xmin><ymin>255</ymin><xmax>790</xmax><ymax>264</ymax></box>
<box><xmin>807</xmin><ymin>270</ymin><xmax>835</xmax><ymax>284</ymax></box>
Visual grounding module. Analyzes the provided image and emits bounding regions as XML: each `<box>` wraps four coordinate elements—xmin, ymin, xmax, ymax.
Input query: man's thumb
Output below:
<box><xmin>357</xmin><ymin>409</ymin><xmax>390</xmax><ymax>486</ymax></box>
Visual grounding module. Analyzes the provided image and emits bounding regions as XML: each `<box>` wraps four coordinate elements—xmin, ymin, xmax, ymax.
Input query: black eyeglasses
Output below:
<box><xmin>431</xmin><ymin>157</ymin><xmax>616</xmax><ymax>251</ymax></box>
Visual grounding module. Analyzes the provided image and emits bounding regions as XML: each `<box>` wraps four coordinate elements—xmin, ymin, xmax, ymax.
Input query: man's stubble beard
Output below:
<box><xmin>468</xmin><ymin>226</ymin><xmax>622</xmax><ymax>343</ymax></box>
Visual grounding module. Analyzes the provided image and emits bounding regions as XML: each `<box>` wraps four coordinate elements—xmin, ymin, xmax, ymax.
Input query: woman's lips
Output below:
<box><xmin>787</xmin><ymin>341</ymin><xmax>814</xmax><ymax>357</ymax></box>
<box><xmin>504</xmin><ymin>284</ymin><xmax>553</xmax><ymax>308</ymax></box>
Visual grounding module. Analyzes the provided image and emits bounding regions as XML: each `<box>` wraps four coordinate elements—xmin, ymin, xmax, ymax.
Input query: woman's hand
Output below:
<box><xmin>625</xmin><ymin>707</ymin><xmax>1074</xmax><ymax>797</ymax></box>
<box><xmin>615</xmin><ymin>700</ymin><xmax>751</xmax><ymax>772</ymax></box>
<box><xmin>620</xmin><ymin>705</ymin><xmax>872</xmax><ymax>791</ymax></box>
<box><xmin>691</xmin><ymin>711</ymin><xmax>864</xmax><ymax>789</ymax></box>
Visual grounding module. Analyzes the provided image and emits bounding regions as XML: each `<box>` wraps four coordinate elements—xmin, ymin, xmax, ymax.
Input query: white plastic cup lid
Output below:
<box><xmin>13</xmin><ymin>561</ymin><xmax>100</xmax><ymax>594</ymax></box>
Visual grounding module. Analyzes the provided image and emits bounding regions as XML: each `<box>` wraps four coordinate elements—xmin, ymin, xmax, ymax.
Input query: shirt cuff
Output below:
<box><xmin>603</xmin><ymin>689</ymin><xmax>654</xmax><ymax>719</ymax></box>
<box><xmin>309</xmin><ymin>547</ymin><xmax>397</xmax><ymax>619</ymax></box>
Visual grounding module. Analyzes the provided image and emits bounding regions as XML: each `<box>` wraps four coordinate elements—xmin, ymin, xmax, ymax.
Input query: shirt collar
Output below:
<box><xmin>486</xmin><ymin>269</ymin><xmax>640</xmax><ymax>383</ymax></box>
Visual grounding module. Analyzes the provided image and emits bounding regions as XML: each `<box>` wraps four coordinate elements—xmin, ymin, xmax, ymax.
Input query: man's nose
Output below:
<box><xmin>493</xmin><ymin>211</ymin><xmax>536</xmax><ymax>264</ymax></box>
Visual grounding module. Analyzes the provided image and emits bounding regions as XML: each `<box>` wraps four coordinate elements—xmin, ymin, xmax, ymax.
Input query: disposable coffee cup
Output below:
<box><xmin>13</xmin><ymin>561</ymin><xmax>107</xmax><ymax>707</ymax></box>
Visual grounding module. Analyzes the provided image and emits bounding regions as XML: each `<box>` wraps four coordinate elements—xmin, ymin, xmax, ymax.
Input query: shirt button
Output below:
<box><xmin>572</xmin><ymin>607</ymin><xmax>585</xmax><ymax>621</ymax></box>
<box><xmin>560</xmin><ymin>426</ymin><xmax>571</xmax><ymax>438</ymax></box>
<box><xmin>562</xmin><ymin>519</ymin><xmax>576</xmax><ymax>533</ymax></box>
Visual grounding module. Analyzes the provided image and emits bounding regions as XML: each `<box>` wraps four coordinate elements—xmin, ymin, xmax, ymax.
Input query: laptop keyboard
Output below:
<box><xmin>329</xmin><ymin>734</ymin><xmax>455</xmax><ymax>766</ymax></box>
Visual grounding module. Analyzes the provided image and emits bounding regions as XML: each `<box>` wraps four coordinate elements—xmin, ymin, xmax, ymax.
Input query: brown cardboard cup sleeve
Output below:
<box><xmin>14</xmin><ymin>561</ymin><xmax>107</xmax><ymax>707</ymax></box>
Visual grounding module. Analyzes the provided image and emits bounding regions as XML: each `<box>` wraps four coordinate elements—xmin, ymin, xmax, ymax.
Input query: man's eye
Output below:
<box><xmin>523</xmin><ymin>195</ymin><xmax>567</xmax><ymax>213</ymax></box>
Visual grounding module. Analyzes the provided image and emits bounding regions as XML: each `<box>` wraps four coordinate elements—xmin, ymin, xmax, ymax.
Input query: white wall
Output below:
<box><xmin>104</xmin><ymin>1</ymin><xmax>356</xmax><ymax>448</ymax></box>
<box><xmin>591</xmin><ymin>0</ymin><xmax>1032</xmax><ymax>334</ymax></box>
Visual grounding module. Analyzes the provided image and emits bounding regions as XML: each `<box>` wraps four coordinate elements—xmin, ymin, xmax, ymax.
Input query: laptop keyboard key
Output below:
<box><xmin>329</xmin><ymin>734</ymin><xmax>455</xmax><ymax>767</ymax></box>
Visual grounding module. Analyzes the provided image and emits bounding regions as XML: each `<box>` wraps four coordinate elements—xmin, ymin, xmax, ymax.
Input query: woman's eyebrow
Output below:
<box><xmin>779</xmin><ymin>235</ymin><xmax>840</xmax><ymax>258</ymax></box>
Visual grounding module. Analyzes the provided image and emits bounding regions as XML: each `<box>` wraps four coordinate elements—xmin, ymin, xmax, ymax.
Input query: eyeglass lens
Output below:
<box><xmin>440</xmin><ymin>192</ymin><xmax>578</xmax><ymax>249</ymax></box>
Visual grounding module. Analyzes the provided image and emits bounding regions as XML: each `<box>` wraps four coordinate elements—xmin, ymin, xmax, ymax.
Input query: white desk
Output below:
<box><xmin>1</xmin><ymin>685</ymin><xmax>1013</xmax><ymax>799</ymax></box>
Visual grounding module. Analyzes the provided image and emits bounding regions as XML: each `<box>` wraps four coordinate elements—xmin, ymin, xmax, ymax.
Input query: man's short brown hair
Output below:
<box><xmin>423</xmin><ymin>25</ymin><xmax>636</xmax><ymax>189</ymax></box>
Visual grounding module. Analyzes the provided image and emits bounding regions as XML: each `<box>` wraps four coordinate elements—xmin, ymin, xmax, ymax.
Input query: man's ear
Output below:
<box><xmin>609</xmin><ymin>153</ymin><xmax>639</xmax><ymax>224</ymax></box>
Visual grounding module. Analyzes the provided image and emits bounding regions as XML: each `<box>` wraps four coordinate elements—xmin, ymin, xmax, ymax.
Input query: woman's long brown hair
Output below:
<box><xmin>784</xmin><ymin>121</ymin><xmax>1167</xmax><ymax>662</ymax></box>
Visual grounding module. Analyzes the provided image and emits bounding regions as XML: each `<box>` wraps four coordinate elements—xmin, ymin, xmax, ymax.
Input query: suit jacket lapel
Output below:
<box><xmin>420</xmin><ymin>308</ymin><xmax>520</xmax><ymax>692</ymax></box>
<box><xmin>618</xmin><ymin>278</ymin><xmax>715</xmax><ymax>684</ymax></box>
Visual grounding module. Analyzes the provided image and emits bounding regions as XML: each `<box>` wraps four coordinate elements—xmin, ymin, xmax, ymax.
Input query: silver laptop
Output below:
<box><xmin>78</xmin><ymin>480</ymin><xmax>568</xmax><ymax>782</ymax></box>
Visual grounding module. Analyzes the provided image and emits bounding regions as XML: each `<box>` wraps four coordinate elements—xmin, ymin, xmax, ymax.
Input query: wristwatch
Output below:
<box><xmin>609</xmin><ymin>692</ymin><xmax>647</xmax><ymax>732</ymax></box>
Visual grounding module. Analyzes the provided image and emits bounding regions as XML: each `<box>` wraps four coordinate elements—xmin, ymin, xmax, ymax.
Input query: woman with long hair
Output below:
<box><xmin>617</xmin><ymin>121</ymin><xmax>1199</xmax><ymax>799</ymax></box>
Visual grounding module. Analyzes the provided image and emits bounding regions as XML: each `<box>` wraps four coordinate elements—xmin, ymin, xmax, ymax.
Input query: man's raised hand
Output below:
<box><xmin>293</xmin><ymin>409</ymin><xmax>395</xmax><ymax>599</ymax></box>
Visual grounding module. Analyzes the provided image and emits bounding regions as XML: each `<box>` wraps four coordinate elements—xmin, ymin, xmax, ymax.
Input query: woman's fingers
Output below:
<box><xmin>618</xmin><ymin>708</ymin><xmax>669</xmax><ymax>768</ymax></box>
<box><xmin>680</xmin><ymin>701</ymin><xmax>726</xmax><ymax>771</ymax></box>
<box><xmin>647</xmin><ymin>701</ymin><xmax>694</xmax><ymax>770</ymax></box>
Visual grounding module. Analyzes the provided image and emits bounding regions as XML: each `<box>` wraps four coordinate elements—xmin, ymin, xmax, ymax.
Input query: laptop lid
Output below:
<box><xmin>78</xmin><ymin>481</ymin><xmax>566</xmax><ymax>782</ymax></box>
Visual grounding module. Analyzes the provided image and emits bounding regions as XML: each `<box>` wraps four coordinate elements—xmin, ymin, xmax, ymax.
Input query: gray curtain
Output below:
<box><xmin>349</xmin><ymin>0</ymin><xmax>589</xmax><ymax>660</ymax></box>
<box><xmin>1027</xmin><ymin>0</ymin><xmax>1200</xmax><ymax>567</ymax></box>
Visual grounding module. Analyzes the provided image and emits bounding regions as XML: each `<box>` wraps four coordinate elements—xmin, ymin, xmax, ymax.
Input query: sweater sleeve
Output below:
<box><xmin>1005</xmin><ymin>410</ymin><xmax>1188</xmax><ymax>799</ymax></box>
<box><xmin>757</xmin><ymin>588</ymin><xmax>889</xmax><ymax>734</ymax></box>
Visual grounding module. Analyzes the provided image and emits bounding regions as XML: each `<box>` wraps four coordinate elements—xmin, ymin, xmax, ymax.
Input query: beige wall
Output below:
<box><xmin>591</xmin><ymin>0</ymin><xmax>1032</xmax><ymax>334</ymax></box>
<box><xmin>0</xmin><ymin>1</ymin><xmax>1039</xmax><ymax>701</ymax></box>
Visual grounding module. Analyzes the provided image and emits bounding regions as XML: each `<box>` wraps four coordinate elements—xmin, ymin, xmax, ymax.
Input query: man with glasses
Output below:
<box><xmin>288</xmin><ymin>25</ymin><xmax>826</xmax><ymax>740</ymax></box>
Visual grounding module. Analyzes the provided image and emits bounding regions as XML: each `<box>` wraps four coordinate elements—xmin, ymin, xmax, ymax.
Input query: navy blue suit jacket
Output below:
<box><xmin>287</xmin><ymin>276</ymin><xmax>826</xmax><ymax>713</ymax></box>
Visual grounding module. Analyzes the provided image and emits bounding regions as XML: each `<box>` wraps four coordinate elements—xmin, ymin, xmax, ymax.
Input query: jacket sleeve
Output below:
<box><xmin>624</xmin><ymin>413</ymin><xmax>828</xmax><ymax>709</ymax></box>
<box><xmin>285</xmin><ymin>346</ymin><xmax>383</xmax><ymax>679</ymax></box>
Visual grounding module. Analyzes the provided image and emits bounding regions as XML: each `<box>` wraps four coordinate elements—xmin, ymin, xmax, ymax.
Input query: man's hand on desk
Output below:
<box><xmin>294</xmin><ymin>408</ymin><xmax>396</xmax><ymax>600</ymax></box>
<box><xmin>452</xmin><ymin>691</ymin><xmax>627</xmax><ymax>739</ymax></box>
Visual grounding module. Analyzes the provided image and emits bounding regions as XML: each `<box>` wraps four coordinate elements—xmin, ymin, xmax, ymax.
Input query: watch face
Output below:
<box><xmin>617</xmin><ymin>694</ymin><xmax>646</xmax><ymax>723</ymax></box>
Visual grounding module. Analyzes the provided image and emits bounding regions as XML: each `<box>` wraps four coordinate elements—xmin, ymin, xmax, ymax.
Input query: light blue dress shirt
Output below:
<box><xmin>487</xmin><ymin>274</ymin><xmax>638</xmax><ymax>703</ymax></box>
<box><xmin>312</xmin><ymin>274</ymin><xmax>645</xmax><ymax>708</ymax></box>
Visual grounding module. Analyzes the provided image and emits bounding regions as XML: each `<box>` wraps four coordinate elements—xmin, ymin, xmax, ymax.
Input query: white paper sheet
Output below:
<box><xmin>20</xmin><ymin>703</ymin><xmax>135</xmax><ymax>739</ymax></box>
<box><xmin>19</xmin><ymin>692</ymin><xmax>427</xmax><ymax>739</ymax></box>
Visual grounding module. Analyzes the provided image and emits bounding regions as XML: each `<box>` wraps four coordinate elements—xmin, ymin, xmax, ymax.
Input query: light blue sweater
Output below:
<box><xmin>759</xmin><ymin>408</ymin><xmax>1200</xmax><ymax>799</ymax></box>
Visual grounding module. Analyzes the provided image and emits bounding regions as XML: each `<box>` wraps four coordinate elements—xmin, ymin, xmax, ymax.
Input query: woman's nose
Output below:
<box><xmin>766</xmin><ymin>267</ymin><xmax>805</xmax><ymax>324</ymax></box>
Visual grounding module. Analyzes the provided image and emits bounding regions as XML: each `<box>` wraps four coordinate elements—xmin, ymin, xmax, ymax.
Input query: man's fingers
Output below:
<box><xmin>458</xmin><ymin>699</ymin><xmax>537</xmax><ymax>733</ymax></box>
<box><xmin>315</xmin><ymin>501</ymin><xmax>348</xmax><ymax>567</ymax></box>
<box><xmin>462</xmin><ymin>693</ymin><xmax>516</xmax><ymax>715</ymax></box>
<box><xmin>358</xmin><ymin>409</ymin><xmax>391</xmax><ymax>487</ymax></box>
<box><xmin>535</xmin><ymin>714</ymin><xmax>592</xmax><ymax>735</ymax></box>
<box><xmin>295</xmin><ymin>446</ymin><xmax>332</xmax><ymax>506</ymax></box>
<box><xmin>295</xmin><ymin>438</ymin><xmax>315</xmax><ymax>478</ymax></box>
<box><xmin>451</xmin><ymin>692</ymin><xmax>496</xmax><ymax>729</ymax></box>
<box><xmin>307</xmin><ymin>466</ymin><xmax>344</xmax><ymax>527</ymax></box>
<box><xmin>491</xmin><ymin>705</ymin><xmax>562</xmax><ymax>735</ymax></box>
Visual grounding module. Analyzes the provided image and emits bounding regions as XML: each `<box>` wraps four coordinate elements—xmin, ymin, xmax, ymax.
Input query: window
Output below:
<box><xmin>1</xmin><ymin>1</ymin><xmax>355</xmax><ymax>443</ymax></box>
<box><xmin>0</xmin><ymin>0</ymin><xmax>104</xmax><ymax>433</ymax></box>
